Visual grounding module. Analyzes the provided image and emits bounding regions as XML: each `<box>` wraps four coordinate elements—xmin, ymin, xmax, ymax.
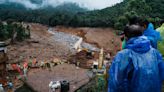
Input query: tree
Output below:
<box><xmin>0</xmin><ymin>22</ymin><xmax>30</xmax><ymax>42</ymax></box>
<box><xmin>126</xmin><ymin>0</ymin><xmax>152</xmax><ymax>16</ymax></box>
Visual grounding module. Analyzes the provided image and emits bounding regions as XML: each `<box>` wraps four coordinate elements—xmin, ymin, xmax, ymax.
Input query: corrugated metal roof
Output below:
<box><xmin>0</xmin><ymin>42</ymin><xmax>7</xmax><ymax>47</ymax></box>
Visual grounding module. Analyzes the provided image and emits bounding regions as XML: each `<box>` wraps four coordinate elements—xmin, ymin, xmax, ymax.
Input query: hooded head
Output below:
<box><xmin>126</xmin><ymin>36</ymin><xmax>151</xmax><ymax>54</ymax></box>
<box><xmin>144</xmin><ymin>23</ymin><xmax>161</xmax><ymax>40</ymax></box>
<box><xmin>124</xmin><ymin>25</ymin><xmax>151</xmax><ymax>54</ymax></box>
<box><xmin>143</xmin><ymin>23</ymin><xmax>161</xmax><ymax>48</ymax></box>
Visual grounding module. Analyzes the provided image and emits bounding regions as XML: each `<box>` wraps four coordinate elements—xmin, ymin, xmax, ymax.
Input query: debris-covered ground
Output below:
<box><xmin>7</xmin><ymin>23</ymin><xmax>121</xmax><ymax>64</ymax></box>
<box><xmin>4</xmin><ymin>23</ymin><xmax>121</xmax><ymax>92</ymax></box>
<box><xmin>53</xmin><ymin>26</ymin><xmax>121</xmax><ymax>55</ymax></box>
<box><xmin>26</xmin><ymin>64</ymin><xmax>90</xmax><ymax>92</ymax></box>
<box><xmin>48</xmin><ymin>28</ymin><xmax>99</xmax><ymax>52</ymax></box>
<box><xmin>7</xmin><ymin>24</ymin><xmax>72</xmax><ymax>64</ymax></box>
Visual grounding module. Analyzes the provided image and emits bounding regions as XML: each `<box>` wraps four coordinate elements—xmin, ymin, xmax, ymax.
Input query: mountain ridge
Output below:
<box><xmin>0</xmin><ymin>0</ymin><xmax>163</xmax><ymax>29</ymax></box>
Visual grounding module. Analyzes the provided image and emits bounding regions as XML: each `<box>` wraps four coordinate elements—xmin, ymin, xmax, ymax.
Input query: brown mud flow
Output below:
<box><xmin>2</xmin><ymin>23</ymin><xmax>121</xmax><ymax>92</ymax></box>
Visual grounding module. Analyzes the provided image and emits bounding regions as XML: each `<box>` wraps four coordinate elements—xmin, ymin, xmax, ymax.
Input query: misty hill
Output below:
<box><xmin>0</xmin><ymin>2</ymin><xmax>27</xmax><ymax>10</ymax></box>
<box><xmin>0</xmin><ymin>0</ymin><xmax>164</xmax><ymax>29</ymax></box>
<box><xmin>29</xmin><ymin>0</ymin><xmax>43</xmax><ymax>4</ymax></box>
<box><xmin>0</xmin><ymin>2</ymin><xmax>87</xmax><ymax>26</ymax></box>
<box><xmin>54</xmin><ymin>3</ymin><xmax>87</xmax><ymax>13</ymax></box>
<box><xmin>0</xmin><ymin>2</ymin><xmax>87</xmax><ymax>12</ymax></box>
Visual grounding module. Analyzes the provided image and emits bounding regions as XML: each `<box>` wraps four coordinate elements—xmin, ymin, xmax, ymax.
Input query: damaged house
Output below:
<box><xmin>0</xmin><ymin>42</ymin><xmax>8</xmax><ymax>84</ymax></box>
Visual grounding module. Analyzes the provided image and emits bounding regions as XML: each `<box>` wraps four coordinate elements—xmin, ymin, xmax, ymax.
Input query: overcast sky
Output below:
<box><xmin>0</xmin><ymin>0</ymin><xmax>123</xmax><ymax>9</ymax></box>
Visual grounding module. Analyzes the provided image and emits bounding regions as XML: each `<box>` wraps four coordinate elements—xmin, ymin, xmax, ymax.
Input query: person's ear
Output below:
<box><xmin>141</xmin><ymin>26</ymin><xmax>145</xmax><ymax>32</ymax></box>
<box><xmin>144</xmin><ymin>24</ymin><xmax>147</xmax><ymax>29</ymax></box>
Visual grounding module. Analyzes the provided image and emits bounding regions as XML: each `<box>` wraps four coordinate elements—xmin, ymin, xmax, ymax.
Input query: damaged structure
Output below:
<box><xmin>0</xmin><ymin>42</ymin><xmax>8</xmax><ymax>84</ymax></box>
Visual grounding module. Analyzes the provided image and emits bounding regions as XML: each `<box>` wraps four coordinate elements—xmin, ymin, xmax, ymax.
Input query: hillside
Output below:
<box><xmin>0</xmin><ymin>0</ymin><xmax>163</xmax><ymax>28</ymax></box>
<box><xmin>1</xmin><ymin>1</ymin><xmax>164</xmax><ymax>91</ymax></box>
<box><xmin>0</xmin><ymin>2</ymin><xmax>87</xmax><ymax>26</ymax></box>
<box><xmin>76</xmin><ymin>0</ymin><xmax>164</xmax><ymax>29</ymax></box>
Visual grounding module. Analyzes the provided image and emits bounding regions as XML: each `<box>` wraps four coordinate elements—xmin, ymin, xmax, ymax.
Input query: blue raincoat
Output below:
<box><xmin>144</xmin><ymin>23</ymin><xmax>161</xmax><ymax>49</ymax></box>
<box><xmin>108</xmin><ymin>36</ymin><xmax>164</xmax><ymax>92</ymax></box>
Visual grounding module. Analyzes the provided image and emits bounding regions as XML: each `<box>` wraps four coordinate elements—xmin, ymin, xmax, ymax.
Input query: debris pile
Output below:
<box><xmin>1</xmin><ymin>24</ymin><xmax>121</xmax><ymax>92</ymax></box>
<box><xmin>48</xmin><ymin>28</ymin><xmax>99</xmax><ymax>52</ymax></box>
<box><xmin>0</xmin><ymin>42</ymin><xmax>8</xmax><ymax>85</ymax></box>
<box><xmin>76</xmin><ymin>48</ymin><xmax>111</xmax><ymax>92</ymax></box>
<box><xmin>68</xmin><ymin>50</ymin><xmax>99</xmax><ymax>69</ymax></box>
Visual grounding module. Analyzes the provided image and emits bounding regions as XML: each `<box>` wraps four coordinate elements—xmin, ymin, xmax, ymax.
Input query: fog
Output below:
<box><xmin>0</xmin><ymin>0</ymin><xmax>123</xmax><ymax>10</ymax></box>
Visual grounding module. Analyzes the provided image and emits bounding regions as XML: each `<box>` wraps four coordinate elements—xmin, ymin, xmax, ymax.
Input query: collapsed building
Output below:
<box><xmin>0</xmin><ymin>42</ymin><xmax>8</xmax><ymax>84</ymax></box>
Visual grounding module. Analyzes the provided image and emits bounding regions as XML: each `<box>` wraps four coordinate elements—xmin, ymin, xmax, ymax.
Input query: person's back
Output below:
<box><xmin>124</xmin><ymin>38</ymin><xmax>161</xmax><ymax>92</ymax></box>
<box><xmin>108</xmin><ymin>25</ymin><xmax>164</xmax><ymax>92</ymax></box>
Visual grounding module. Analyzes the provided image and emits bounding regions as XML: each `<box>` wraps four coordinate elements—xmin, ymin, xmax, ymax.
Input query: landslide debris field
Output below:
<box><xmin>6</xmin><ymin>23</ymin><xmax>121</xmax><ymax>92</ymax></box>
<box><xmin>7</xmin><ymin>23</ymin><xmax>121</xmax><ymax>64</ymax></box>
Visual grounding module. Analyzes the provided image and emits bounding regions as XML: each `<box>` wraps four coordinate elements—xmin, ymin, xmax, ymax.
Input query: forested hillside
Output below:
<box><xmin>76</xmin><ymin>0</ymin><xmax>164</xmax><ymax>29</ymax></box>
<box><xmin>0</xmin><ymin>2</ymin><xmax>87</xmax><ymax>26</ymax></box>
<box><xmin>0</xmin><ymin>0</ymin><xmax>164</xmax><ymax>29</ymax></box>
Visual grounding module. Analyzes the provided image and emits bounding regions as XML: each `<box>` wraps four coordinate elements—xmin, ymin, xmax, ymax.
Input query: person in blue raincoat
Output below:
<box><xmin>143</xmin><ymin>21</ymin><xmax>161</xmax><ymax>49</ymax></box>
<box><xmin>108</xmin><ymin>25</ymin><xmax>164</xmax><ymax>92</ymax></box>
<box><xmin>129</xmin><ymin>17</ymin><xmax>161</xmax><ymax>49</ymax></box>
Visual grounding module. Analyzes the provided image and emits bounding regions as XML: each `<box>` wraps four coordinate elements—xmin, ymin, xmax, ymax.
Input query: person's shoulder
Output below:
<box><xmin>117</xmin><ymin>49</ymin><xmax>131</xmax><ymax>55</ymax></box>
<box><xmin>149</xmin><ymin>48</ymin><xmax>162</xmax><ymax>57</ymax></box>
<box><xmin>112</xmin><ymin>49</ymin><xmax>131</xmax><ymax>63</ymax></box>
<box><xmin>114</xmin><ymin>49</ymin><xmax>131</xmax><ymax>58</ymax></box>
<box><xmin>151</xmin><ymin>48</ymin><xmax>163</xmax><ymax>60</ymax></box>
<box><xmin>150</xmin><ymin>48</ymin><xmax>160</xmax><ymax>53</ymax></box>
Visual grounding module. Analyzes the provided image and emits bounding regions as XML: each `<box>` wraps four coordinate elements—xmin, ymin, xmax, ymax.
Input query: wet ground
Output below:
<box><xmin>26</xmin><ymin>63</ymin><xmax>91</xmax><ymax>92</ymax></box>
<box><xmin>5</xmin><ymin>23</ymin><xmax>121</xmax><ymax>92</ymax></box>
<box><xmin>15</xmin><ymin>84</ymin><xmax>35</xmax><ymax>92</ymax></box>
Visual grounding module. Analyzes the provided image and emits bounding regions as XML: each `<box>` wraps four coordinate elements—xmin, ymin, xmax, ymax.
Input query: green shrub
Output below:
<box><xmin>0</xmin><ymin>22</ymin><xmax>30</xmax><ymax>41</ymax></box>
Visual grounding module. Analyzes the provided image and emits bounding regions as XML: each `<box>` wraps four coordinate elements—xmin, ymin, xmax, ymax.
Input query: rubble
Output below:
<box><xmin>68</xmin><ymin>50</ymin><xmax>99</xmax><ymax>69</ymax></box>
<box><xmin>48</xmin><ymin>28</ymin><xmax>99</xmax><ymax>52</ymax></box>
<box><xmin>0</xmin><ymin>42</ymin><xmax>8</xmax><ymax>85</ymax></box>
<box><xmin>3</xmin><ymin>24</ymin><xmax>121</xmax><ymax>91</ymax></box>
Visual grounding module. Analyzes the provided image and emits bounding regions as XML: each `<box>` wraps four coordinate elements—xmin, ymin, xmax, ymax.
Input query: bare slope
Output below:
<box><xmin>7</xmin><ymin>24</ymin><xmax>121</xmax><ymax>63</ymax></box>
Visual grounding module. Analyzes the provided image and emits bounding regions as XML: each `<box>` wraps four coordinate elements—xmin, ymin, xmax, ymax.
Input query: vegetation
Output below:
<box><xmin>0</xmin><ymin>0</ymin><xmax>164</xmax><ymax>30</ymax></box>
<box><xmin>76</xmin><ymin>76</ymin><xmax>106</xmax><ymax>92</ymax></box>
<box><xmin>0</xmin><ymin>21</ymin><xmax>30</xmax><ymax>42</ymax></box>
<box><xmin>78</xmin><ymin>0</ymin><xmax>164</xmax><ymax>30</ymax></box>
<box><xmin>0</xmin><ymin>2</ymin><xmax>87</xmax><ymax>26</ymax></box>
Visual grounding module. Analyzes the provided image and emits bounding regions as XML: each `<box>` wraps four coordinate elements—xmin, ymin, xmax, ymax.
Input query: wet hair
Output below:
<box><xmin>129</xmin><ymin>17</ymin><xmax>149</xmax><ymax>28</ymax></box>
<box><xmin>129</xmin><ymin>16</ymin><xmax>141</xmax><ymax>25</ymax></box>
<box><xmin>120</xmin><ymin>36</ymin><xmax>124</xmax><ymax>41</ymax></box>
<box><xmin>124</xmin><ymin>25</ymin><xmax>144</xmax><ymax>39</ymax></box>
